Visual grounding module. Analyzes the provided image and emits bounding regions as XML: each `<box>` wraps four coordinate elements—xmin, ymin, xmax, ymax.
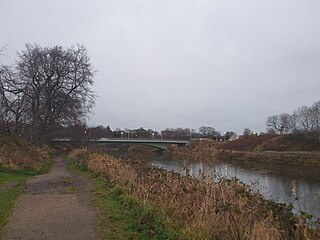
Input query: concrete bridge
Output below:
<box><xmin>52</xmin><ymin>138</ymin><xmax>189</xmax><ymax>150</ymax></box>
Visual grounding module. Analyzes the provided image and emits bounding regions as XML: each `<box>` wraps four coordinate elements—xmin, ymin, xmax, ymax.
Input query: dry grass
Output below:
<box><xmin>220</xmin><ymin>134</ymin><xmax>320</xmax><ymax>152</ymax></box>
<box><xmin>0</xmin><ymin>134</ymin><xmax>49</xmax><ymax>171</ymax></box>
<box><xmin>167</xmin><ymin>137</ymin><xmax>320</xmax><ymax>167</ymax></box>
<box><xmin>165</xmin><ymin>140</ymin><xmax>219</xmax><ymax>164</ymax></box>
<box><xmin>68</xmin><ymin>148</ymin><xmax>320</xmax><ymax>240</ymax></box>
<box><xmin>216</xmin><ymin>150</ymin><xmax>320</xmax><ymax>167</ymax></box>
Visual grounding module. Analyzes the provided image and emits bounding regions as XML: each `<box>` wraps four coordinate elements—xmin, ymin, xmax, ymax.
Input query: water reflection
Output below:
<box><xmin>151</xmin><ymin>156</ymin><xmax>320</xmax><ymax>218</ymax></box>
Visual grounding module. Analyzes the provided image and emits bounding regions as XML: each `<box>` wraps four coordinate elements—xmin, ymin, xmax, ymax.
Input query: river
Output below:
<box><xmin>150</xmin><ymin>156</ymin><xmax>320</xmax><ymax>218</ymax></box>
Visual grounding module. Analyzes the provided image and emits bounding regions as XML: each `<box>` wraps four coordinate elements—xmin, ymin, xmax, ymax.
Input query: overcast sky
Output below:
<box><xmin>1</xmin><ymin>0</ymin><xmax>320</xmax><ymax>134</ymax></box>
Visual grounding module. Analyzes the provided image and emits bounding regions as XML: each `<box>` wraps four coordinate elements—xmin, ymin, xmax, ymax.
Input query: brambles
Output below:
<box><xmin>69</xmin><ymin>149</ymin><xmax>320</xmax><ymax>239</ymax></box>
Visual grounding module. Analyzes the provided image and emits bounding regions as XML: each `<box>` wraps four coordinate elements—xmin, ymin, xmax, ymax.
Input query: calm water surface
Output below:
<box><xmin>150</xmin><ymin>156</ymin><xmax>320</xmax><ymax>218</ymax></box>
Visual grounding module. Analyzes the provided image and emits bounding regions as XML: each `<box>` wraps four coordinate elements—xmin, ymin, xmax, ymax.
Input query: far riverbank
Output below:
<box><xmin>216</xmin><ymin>150</ymin><xmax>320</xmax><ymax>167</ymax></box>
<box><xmin>165</xmin><ymin>133</ymin><xmax>320</xmax><ymax>167</ymax></box>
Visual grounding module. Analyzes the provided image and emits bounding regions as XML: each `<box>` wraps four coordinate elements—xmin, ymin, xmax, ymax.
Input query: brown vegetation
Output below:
<box><xmin>220</xmin><ymin>134</ymin><xmax>320</xmax><ymax>152</ymax></box>
<box><xmin>214</xmin><ymin>134</ymin><xmax>320</xmax><ymax>167</ymax></box>
<box><xmin>0</xmin><ymin>133</ymin><xmax>49</xmax><ymax>171</ymax></box>
<box><xmin>68</xmin><ymin>148</ymin><xmax>320</xmax><ymax>240</ymax></box>
<box><xmin>165</xmin><ymin>139</ymin><xmax>219</xmax><ymax>163</ymax></box>
<box><xmin>217</xmin><ymin>151</ymin><xmax>320</xmax><ymax>167</ymax></box>
<box><xmin>161</xmin><ymin>134</ymin><xmax>320</xmax><ymax>167</ymax></box>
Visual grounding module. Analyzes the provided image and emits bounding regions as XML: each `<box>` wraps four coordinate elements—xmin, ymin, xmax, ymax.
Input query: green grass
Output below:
<box><xmin>0</xmin><ymin>171</ymin><xmax>28</xmax><ymax>185</ymax></box>
<box><xmin>68</xmin><ymin>162</ymin><xmax>180</xmax><ymax>240</ymax></box>
<box><xmin>0</xmin><ymin>171</ymin><xmax>28</xmax><ymax>230</ymax></box>
<box><xmin>65</xmin><ymin>186</ymin><xmax>77</xmax><ymax>194</ymax></box>
<box><xmin>0</xmin><ymin>159</ymin><xmax>53</xmax><ymax>232</ymax></box>
<box><xmin>63</xmin><ymin>176</ymin><xmax>73</xmax><ymax>184</ymax></box>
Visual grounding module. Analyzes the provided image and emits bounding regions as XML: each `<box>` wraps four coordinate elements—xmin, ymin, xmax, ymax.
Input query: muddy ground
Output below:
<box><xmin>1</xmin><ymin>157</ymin><xmax>98</xmax><ymax>240</ymax></box>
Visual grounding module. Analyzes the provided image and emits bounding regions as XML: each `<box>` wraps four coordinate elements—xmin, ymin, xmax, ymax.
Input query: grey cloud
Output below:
<box><xmin>1</xmin><ymin>0</ymin><xmax>320</xmax><ymax>134</ymax></box>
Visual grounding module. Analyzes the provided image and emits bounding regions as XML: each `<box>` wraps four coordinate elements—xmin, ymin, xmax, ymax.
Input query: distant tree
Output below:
<box><xmin>86</xmin><ymin>125</ymin><xmax>113</xmax><ymax>139</ymax></box>
<box><xmin>112</xmin><ymin>128</ymin><xmax>123</xmax><ymax>138</ymax></box>
<box><xmin>243</xmin><ymin>128</ymin><xmax>252</xmax><ymax>136</ymax></box>
<box><xmin>278</xmin><ymin>113</ymin><xmax>292</xmax><ymax>133</ymax></box>
<box><xmin>135</xmin><ymin>127</ymin><xmax>149</xmax><ymax>138</ymax></box>
<box><xmin>310</xmin><ymin>101</ymin><xmax>320</xmax><ymax>143</ymax></box>
<box><xmin>289</xmin><ymin>112</ymin><xmax>299</xmax><ymax>133</ymax></box>
<box><xmin>105</xmin><ymin>126</ymin><xmax>112</xmax><ymax>137</ymax></box>
<box><xmin>266</xmin><ymin>113</ymin><xmax>291</xmax><ymax>134</ymax></box>
<box><xmin>295</xmin><ymin>106</ymin><xmax>312</xmax><ymax>142</ymax></box>
<box><xmin>161</xmin><ymin>128</ymin><xmax>192</xmax><ymax>140</ymax></box>
<box><xmin>53</xmin><ymin>123</ymin><xmax>87</xmax><ymax>141</ymax></box>
<box><xmin>199</xmin><ymin>126</ymin><xmax>219</xmax><ymax>139</ymax></box>
<box><xmin>266</xmin><ymin>115</ymin><xmax>280</xmax><ymax>133</ymax></box>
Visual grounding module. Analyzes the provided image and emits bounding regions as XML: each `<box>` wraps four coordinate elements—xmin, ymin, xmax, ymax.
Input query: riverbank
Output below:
<box><xmin>216</xmin><ymin>150</ymin><xmax>320</xmax><ymax>167</ymax></box>
<box><xmin>68</xmin><ymin>148</ymin><xmax>320</xmax><ymax>240</ymax></box>
<box><xmin>68</xmin><ymin>159</ymin><xmax>179</xmax><ymax>240</ymax></box>
<box><xmin>165</xmin><ymin>134</ymin><xmax>320</xmax><ymax>167</ymax></box>
<box><xmin>217</xmin><ymin>133</ymin><xmax>320</xmax><ymax>167</ymax></box>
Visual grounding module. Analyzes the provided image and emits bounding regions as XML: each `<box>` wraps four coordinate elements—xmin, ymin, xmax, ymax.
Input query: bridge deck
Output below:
<box><xmin>53</xmin><ymin>138</ymin><xmax>188</xmax><ymax>144</ymax></box>
<box><xmin>52</xmin><ymin>139</ymin><xmax>189</xmax><ymax>150</ymax></box>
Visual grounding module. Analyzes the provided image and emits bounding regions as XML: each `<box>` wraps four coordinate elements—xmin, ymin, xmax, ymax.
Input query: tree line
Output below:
<box><xmin>266</xmin><ymin>100</ymin><xmax>320</xmax><ymax>142</ymax></box>
<box><xmin>53</xmin><ymin>125</ymin><xmax>236</xmax><ymax>141</ymax></box>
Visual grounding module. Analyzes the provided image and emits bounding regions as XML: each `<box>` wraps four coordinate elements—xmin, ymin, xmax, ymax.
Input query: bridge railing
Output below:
<box><xmin>52</xmin><ymin>138</ymin><xmax>189</xmax><ymax>144</ymax></box>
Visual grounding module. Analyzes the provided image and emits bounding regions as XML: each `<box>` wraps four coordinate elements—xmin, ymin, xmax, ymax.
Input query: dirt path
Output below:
<box><xmin>1</xmin><ymin>157</ymin><xmax>98</xmax><ymax>240</ymax></box>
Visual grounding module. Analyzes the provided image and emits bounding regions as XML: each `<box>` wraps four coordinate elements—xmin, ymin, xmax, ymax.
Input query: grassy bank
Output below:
<box><xmin>68</xmin><ymin>159</ymin><xmax>180</xmax><ymax>240</ymax></box>
<box><xmin>68</xmin><ymin>148</ymin><xmax>320</xmax><ymax>240</ymax></box>
<box><xmin>216</xmin><ymin>150</ymin><xmax>320</xmax><ymax>167</ymax></box>
<box><xmin>221</xmin><ymin>133</ymin><xmax>320</xmax><ymax>152</ymax></box>
<box><xmin>0</xmin><ymin>134</ymin><xmax>52</xmax><ymax>232</ymax></box>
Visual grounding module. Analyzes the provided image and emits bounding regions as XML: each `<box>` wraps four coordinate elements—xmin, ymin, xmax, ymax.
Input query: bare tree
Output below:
<box><xmin>0</xmin><ymin>43</ymin><xmax>95</xmax><ymax>141</ymax></box>
<box><xmin>199</xmin><ymin>126</ymin><xmax>219</xmax><ymax>138</ymax></box>
<box><xmin>266</xmin><ymin>113</ymin><xmax>291</xmax><ymax>134</ymax></box>
<box><xmin>288</xmin><ymin>112</ymin><xmax>299</xmax><ymax>133</ymax></box>
<box><xmin>295</xmin><ymin>106</ymin><xmax>313</xmax><ymax>142</ymax></box>
<box><xmin>310</xmin><ymin>101</ymin><xmax>320</xmax><ymax>143</ymax></box>
<box><xmin>0</xmin><ymin>66</ymin><xmax>27</xmax><ymax>134</ymax></box>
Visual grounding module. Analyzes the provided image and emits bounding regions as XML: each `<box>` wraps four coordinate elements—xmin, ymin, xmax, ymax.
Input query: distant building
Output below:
<box><xmin>228</xmin><ymin>135</ymin><xmax>238</xmax><ymax>141</ymax></box>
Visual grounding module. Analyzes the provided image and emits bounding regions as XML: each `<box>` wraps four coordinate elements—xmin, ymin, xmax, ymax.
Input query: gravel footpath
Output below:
<box><xmin>1</xmin><ymin>157</ymin><xmax>98</xmax><ymax>240</ymax></box>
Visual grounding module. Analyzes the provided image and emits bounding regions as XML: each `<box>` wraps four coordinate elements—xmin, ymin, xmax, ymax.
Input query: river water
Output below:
<box><xmin>150</xmin><ymin>156</ymin><xmax>320</xmax><ymax>218</ymax></box>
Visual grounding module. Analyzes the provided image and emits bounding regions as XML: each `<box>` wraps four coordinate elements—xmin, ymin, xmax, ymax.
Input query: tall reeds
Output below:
<box><xmin>68</xmin><ymin>148</ymin><xmax>320</xmax><ymax>239</ymax></box>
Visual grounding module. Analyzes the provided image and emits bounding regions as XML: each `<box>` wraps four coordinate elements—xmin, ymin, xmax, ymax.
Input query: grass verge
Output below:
<box><xmin>0</xmin><ymin>159</ymin><xmax>53</xmax><ymax>233</ymax></box>
<box><xmin>68</xmin><ymin>160</ymin><xmax>180</xmax><ymax>240</ymax></box>
<box><xmin>0</xmin><ymin>171</ymin><xmax>27</xmax><ymax>230</ymax></box>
